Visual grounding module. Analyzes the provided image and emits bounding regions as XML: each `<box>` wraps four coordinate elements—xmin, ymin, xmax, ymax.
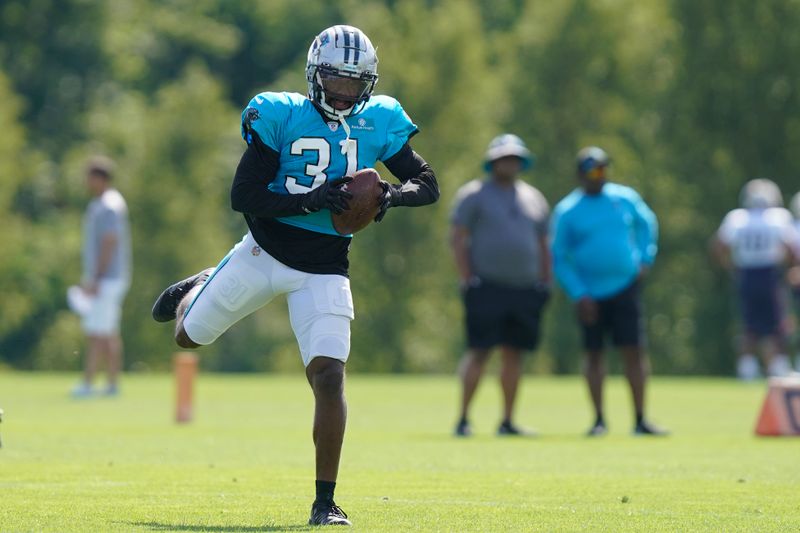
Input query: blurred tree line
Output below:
<box><xmin>1</xmin><ymin>0</ymin><xmax>799</xmax><ymax>374</ymax></box>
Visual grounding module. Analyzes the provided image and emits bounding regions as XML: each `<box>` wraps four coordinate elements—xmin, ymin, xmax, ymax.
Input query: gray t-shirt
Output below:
<box><xmin>451</xmin><ymin>178</ymin><xmax>549</xmax><ymax>287</ymax></box>
<box><xmin>82</xmin><ymin>188</ymin><xmax>131</xmax><ymax>284</ymax></box>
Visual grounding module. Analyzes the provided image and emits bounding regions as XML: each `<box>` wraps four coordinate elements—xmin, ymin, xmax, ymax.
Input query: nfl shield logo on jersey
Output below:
<box><xmin>328</xmin><ymin>122</ymin><xmax>339</xmax><ymax>132</ymax></box>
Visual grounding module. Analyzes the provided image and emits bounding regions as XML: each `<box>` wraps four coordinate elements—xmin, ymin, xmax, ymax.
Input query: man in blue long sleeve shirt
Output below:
<box><xmin>550</xmin><ymin>146</ymin><xmax>666</xmax><ymax>436</ymax></box>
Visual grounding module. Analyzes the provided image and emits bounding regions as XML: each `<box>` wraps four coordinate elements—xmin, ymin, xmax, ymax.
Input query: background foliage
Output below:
<box><xmin>1</xmin><ymin>0</ymin><xmax>799</xmax><ymax>374</ymax></box>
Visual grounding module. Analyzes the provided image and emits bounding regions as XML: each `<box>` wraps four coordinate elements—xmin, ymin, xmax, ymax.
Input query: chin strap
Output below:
<box><xmin>316</xmin><ymin>70</ymin><xmax>358</xmax><ymax>160</ymax></box>
<box><xmin>336</xmin><ymin>113</ymin><xmax>357</xmax><ymax>159</ymax></box>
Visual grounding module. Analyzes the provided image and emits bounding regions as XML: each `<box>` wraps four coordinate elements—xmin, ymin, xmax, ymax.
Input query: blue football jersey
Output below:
<box><xmin>241</xmin><ymin>92</ymin><xmax>418</xmax><ymax>236</ymax></box>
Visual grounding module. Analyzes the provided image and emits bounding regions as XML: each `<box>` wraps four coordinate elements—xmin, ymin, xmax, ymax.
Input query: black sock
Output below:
<box><xmin>635</xmin><ymin>412</ymin><xmax>644</xmax><ymax>426</ymax></box>
<box><xmin>595</xmin><ymin>413</ymin><xmax>605</xmax><ymax>426</ymax></box>
<box><xmin>315</xmin><ymin>480</ymin><xmax>336</xmax><ymax>505</ymax></box>
<box><xmin>459</xmin><ymin>415</ymin><xmax>468</xmax><ymax>426</ymax></box>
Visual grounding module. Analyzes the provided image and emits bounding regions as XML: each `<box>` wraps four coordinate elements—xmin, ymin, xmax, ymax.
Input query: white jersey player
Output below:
<box><xmin>714</xmin><ymin>179</ymin><xmax>799</xmax><ymax>379</ymax></box>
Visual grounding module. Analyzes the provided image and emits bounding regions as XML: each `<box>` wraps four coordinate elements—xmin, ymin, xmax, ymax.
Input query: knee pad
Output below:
<box><xmin>305</xmin><ymin>314</ymin><xmax>351</xmax><ymax>366</ymax></box>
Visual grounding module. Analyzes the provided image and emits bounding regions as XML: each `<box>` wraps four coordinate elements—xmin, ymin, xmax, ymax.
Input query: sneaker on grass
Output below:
<box><xmin>308</xmin><ymin>500</ymin><xmax>351</xmax><ymax>526</ymax></box>
<box><xmin>633</xmin><ymin>419</ymin><xmax>669</xmax><ymax>436</ymax></box>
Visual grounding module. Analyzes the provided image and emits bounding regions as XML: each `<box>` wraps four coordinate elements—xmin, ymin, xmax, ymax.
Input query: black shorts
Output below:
<box><xmin>464</xmin><ymin>282</ymin><xmax>549</xmax><ymax>351</ymax></box>
<box><xmin>581</xmin><ymin>281</ymin><xmax>643</xmax><ymax>351</ymax></box>
<box><xmin>736</xmin><ymin>266</ymin><xmax>785</xmax><ymax>338</ymax></box>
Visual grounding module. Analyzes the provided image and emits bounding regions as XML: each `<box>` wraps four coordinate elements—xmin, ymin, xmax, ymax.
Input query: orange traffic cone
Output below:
<box><xmin>754</xmin><ymin>375</ymin><xmax>800</xmax><ymax>436</ymax></box>
<box><xmin>175</xmin><ymin>352</ymin><xmax>198</xmax><ymax>423</ymax></box>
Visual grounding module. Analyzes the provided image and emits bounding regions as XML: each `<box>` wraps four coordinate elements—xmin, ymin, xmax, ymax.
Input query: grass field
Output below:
<box><xmin>0</xmin><ymin>372</ymin><xmax>798</xmax><ymax>532</ymax></box>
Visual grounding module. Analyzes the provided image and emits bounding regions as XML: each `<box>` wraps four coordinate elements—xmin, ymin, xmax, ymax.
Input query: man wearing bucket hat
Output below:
<box><xmin>551</xmin><ymin>146</ymin><xmax>666</xmax><ymax>436</ymax></box>
<box><xmin>450</xmin><ymin>134</ymin><xmax>551</xmax><ymax>437</ymax></box>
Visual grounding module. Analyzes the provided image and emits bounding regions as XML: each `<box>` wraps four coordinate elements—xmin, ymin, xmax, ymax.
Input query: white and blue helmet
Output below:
<box><xmin>740</xmin><ymin>178</ymin><xmax>783</xmax><ymax>209</ymax></box>
<box><xmin>484</xmin><ymin>134</ymin><xmax>533</xmax><ymax>171</ymax></box>
<box><xmin>306</xmin><ymin>25</ymin><xmax>379</xmax><ymax>120</ymax></box>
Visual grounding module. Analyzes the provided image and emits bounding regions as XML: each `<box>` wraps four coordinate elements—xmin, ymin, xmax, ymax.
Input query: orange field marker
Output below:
<box><xmin>754</xmin><ymin>375</ymin><xmax>800</xmax><ymax>436</ymax></box>
<box><xmin>174</xmin><ymin>352</ymin><xmax>198</xmax><ymax>423</ymax></box>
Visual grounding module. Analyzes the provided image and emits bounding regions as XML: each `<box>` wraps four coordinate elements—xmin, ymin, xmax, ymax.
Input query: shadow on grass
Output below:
<box><xmin>125</xmin><ymin>521</ymin><xmax>314</xmax><ymax>532</ymax></box>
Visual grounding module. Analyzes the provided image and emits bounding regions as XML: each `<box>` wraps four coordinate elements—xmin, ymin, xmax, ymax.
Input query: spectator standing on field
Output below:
<box><xmin>69</xmin><ymin>156</ymin><xmax>131</xmax><ymax>397</ymax></box>
<box><xmin>550</xmin><ymin>146</ymin><xmax>666</xmax><ymax>436</ymax></box>
<box><xmin>711</xmin><ymin>179</ymin><xmax>799</xmax><ymax>379</ymax></box>
<box><xmin>450</xmin><ymin>134</ymin><xmax>551</xmax><ymax>437</ymax></box>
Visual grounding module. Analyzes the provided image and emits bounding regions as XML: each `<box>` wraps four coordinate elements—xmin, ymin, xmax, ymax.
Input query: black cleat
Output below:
<box><xmin>587</xmin><ymin>421</ymin><xmax>608</xmax><ymax>437</ymax></box>
<box><xmin>151</xmin><ymin>268</ymin><xmax>214</xmax><ymax>322</ymax></box>
<box><xmin>308</xmin><ymin>501</ymin><xmax>351</xmax><ymax>526</ymax></box>
<box><xmin>454</xmin><ymin>418</ymin><xmax>472</xmax><ymax>437</ymax></box>
<box><xmin>497</xmin><ymin>420</ymin><xmax>535</xmax><ymax>437</ymax></box>
<box><xmin>633</xmin><ymin>419</ymin><xmax>669</xmax><ymax>436</ymax></box>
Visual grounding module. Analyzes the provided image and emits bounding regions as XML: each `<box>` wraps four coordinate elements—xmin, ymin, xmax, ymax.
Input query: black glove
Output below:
<box><xmin>301</xmin><ymin>176</ymin><xmax>353</xmax><ymax>215</ymax></box>
<box><xmin>375</xmin><ymin>180</ymin><xmax>403</xmax><ymax>222</ymax></box>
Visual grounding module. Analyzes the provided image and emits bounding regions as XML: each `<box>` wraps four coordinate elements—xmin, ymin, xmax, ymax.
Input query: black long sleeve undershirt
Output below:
<box><xmin>230</xmin><ymin>135</ymin><xmax>305</xmax><ymax>218</ymax></box>
<box><xmin>382</xmin><ymin>143</ymin><xmax>440</xmax><ymax>207</ymax></box>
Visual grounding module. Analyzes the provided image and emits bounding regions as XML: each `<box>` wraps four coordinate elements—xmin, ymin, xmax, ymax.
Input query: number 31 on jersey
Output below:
<box><xmin>286</xmin><ymin>137</ymin><xmax>358</xmax><ymax>194</ymax></box>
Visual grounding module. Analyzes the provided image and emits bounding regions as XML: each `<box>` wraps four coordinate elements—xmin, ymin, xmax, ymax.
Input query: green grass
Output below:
<box><xmin>0</xmin><ymin>372</ymin><xmax>798</xmax><ymax>532</ymax></box>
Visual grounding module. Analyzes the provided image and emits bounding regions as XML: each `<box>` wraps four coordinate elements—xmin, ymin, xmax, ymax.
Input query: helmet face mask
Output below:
<box><xmin>318</xmin><ymin>68</ymin><xmax>373</xmax><ymax>105</ymax></box>
<box><xmin>306</xmin><ymin>25</ymin><xmax>379</xmax><ymax>120</ymax></box>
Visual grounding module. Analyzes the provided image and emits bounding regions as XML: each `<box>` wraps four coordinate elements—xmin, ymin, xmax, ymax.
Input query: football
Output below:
<box><xmin>331</xmin><ymin>168</ymin><xmax>383</xmax><ymax>235</ymax></box>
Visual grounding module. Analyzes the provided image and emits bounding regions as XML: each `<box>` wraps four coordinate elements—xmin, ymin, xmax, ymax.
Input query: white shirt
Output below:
<box><xmin>717</xmin><ymin>207</ymin><xmax>799</xmax><ymax>268</ymax></box>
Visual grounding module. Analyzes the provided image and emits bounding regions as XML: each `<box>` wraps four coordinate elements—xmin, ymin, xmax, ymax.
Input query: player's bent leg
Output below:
<box><xmin>152</xmin><ymin>268</ymin><xmax>215</xmax><ymax>323</ymax></box>
<box><xmin>175</xmin><ymin>325</ymin><xmax>201</xmax><ymax>349</ymax></box>
<box><xmin>173</xmin><ymin>284</ymin><xmax>204</xmax><ymax>349</ymax></box>
<box><xmin>178</xmin><ymin>234</ymin><xmax>277</xmax><ymax>348</ymax></box>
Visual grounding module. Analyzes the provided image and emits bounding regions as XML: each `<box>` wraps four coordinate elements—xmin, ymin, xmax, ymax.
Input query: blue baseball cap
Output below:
<box><xmin>576</xmin><ymin>146</ymin><xmax>610</xmax><ymax>174</ymax></box>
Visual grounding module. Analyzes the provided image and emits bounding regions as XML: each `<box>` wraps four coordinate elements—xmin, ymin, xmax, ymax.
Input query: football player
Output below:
<box><xmin>712</xmin><ymin>179</ymin><xmax>800</xmax><ymax>379</ymax></box>
<box><xmin>151</xmin><ymin>25</ymin><xmax>439</xmax><ymax>526</ymax></box>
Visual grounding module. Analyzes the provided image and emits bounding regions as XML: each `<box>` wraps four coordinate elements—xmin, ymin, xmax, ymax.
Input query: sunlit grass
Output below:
<box><xmin>0</xmin><ymin>373</ymin><xmax>797</xmax><ymax>531</ymax></box>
